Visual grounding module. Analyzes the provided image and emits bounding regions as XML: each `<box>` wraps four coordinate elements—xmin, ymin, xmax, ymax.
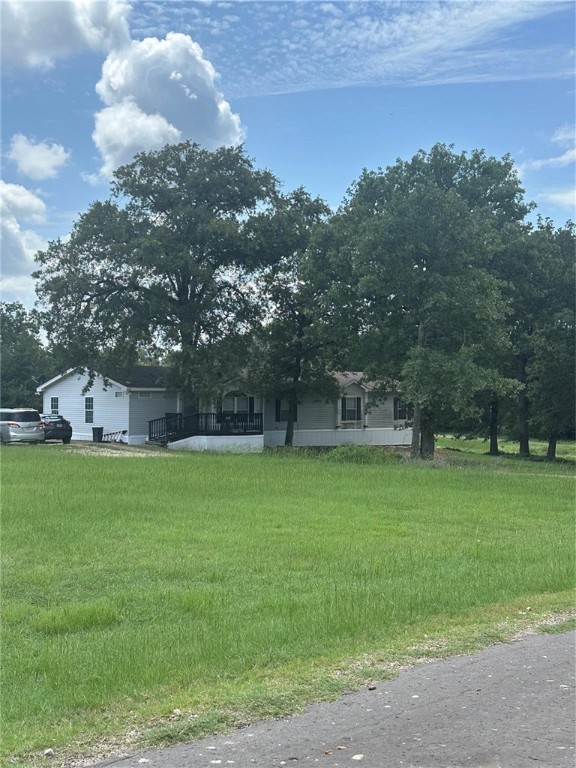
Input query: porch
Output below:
<box><xmin>148</xmin><ymin>412</ymin><xmax>264</xmax><ymax>445</ymax></box>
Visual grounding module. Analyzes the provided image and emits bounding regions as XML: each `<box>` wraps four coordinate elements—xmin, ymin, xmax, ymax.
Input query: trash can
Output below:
<box><xmin>92</xmin><ymin>427</ymin><xmax>104</xmax><ymax>443</ymax></box>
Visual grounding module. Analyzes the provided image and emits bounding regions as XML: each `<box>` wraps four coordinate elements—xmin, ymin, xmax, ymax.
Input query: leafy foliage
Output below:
<box><xmin>0</xmin><ymin>302</ymin><xmax>53</xmax><ymax>408</ymax></box>
<box><xmin>317</xmin><ymin>144</ymin><xmax>526</xmax><ymax>456</ymax></box>
<box><xmin>28</xmin><ymin>140</ymin><xmax>574</xmax><ymax>458</ymax></box>
<box><xmin>34</xmin><ymin>142</ymin><xmax>279</xmax><ymax>398</ymax></box>
<box><xmin>246</xmin><ymin>188</ymin><xmax>337</xmax><ymax>444</ymax></box>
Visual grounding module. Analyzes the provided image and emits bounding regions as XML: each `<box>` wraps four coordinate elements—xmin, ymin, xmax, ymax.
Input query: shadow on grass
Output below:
<box><xmin>442</xmin><ymin>446</ymin><xmax>575</xmax><ymax>466</ymax></box>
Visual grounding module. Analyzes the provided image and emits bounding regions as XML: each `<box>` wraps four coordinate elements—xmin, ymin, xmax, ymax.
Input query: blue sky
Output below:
<box><xmin>1</xmin><ymin>0</ymin><xmax>574</xmax><ymax>308</ymax></box>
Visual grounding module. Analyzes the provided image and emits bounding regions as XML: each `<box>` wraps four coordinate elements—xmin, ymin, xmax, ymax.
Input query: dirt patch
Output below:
<box><xmin>63</xmin><ymin>441</ymin><xmax>175</xmax><ymax>458</ymax></box>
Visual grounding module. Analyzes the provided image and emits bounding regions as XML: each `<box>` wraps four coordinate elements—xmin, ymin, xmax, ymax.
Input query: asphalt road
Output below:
<box><xmin>97</xmin><ymin>630</ymin><xmax>575</xmax><ymax>768</ymax></box>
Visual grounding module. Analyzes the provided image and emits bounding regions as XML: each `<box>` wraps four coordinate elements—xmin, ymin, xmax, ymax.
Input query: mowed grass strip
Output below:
<box><xmin>2</xmin><ymin>446</ymin><xmax>575</xmax><ymax>760</ymax></box>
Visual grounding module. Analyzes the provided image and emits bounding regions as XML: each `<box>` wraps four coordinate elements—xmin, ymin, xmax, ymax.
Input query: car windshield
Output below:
<box><xmin>11</xmin><ymin>411</ymin><xmax>41</xmax><ymax>422</ymax></box>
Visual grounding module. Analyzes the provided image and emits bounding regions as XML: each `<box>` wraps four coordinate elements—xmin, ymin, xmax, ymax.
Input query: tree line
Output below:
<box><xmin>2</xmin><ymin>141</ymin><xmax>574</xmax><ymax>458</ymax></box>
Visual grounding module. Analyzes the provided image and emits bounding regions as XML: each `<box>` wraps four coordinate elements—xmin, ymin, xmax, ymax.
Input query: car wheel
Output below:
<box><xmin>63</xmin><ymin>438</ymin><xmax>71</xmax><ymax>444</ymax></box>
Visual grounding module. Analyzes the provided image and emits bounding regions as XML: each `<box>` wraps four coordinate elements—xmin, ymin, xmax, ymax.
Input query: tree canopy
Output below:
<box><xmin>0</xmin><ymin>302</ymin><xmax>53</xmax><ymax>409</ymax></box>
<box><xmin>34</xmin><ymin>141</ymin><xmax>279</xmax><ymax>398</ymax></box>
<box><xmin>245</xmin><ymin>188</ymin><xmax>337</xmax><ymax>445</ymax></box>
<box><xmin>316</xmin><ymin>144</ymin><xmax>526</xmax><ymax>456</ymax></box>
<box><xmin>30</xmin><ymin>140</ymin><xmax>574</xmax><ymax>459</ymax></box>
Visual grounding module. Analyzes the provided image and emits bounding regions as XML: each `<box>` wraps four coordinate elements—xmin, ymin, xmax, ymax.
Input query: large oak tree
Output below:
<box><xmin>316</xmin><ymin>144</ymin><xmax>528</xmax><ymax>457</ymax></box>
<box><xmin>34</xmin><ymin>141</ymin><xmax>279</xmax><ymax>399</ymax></box>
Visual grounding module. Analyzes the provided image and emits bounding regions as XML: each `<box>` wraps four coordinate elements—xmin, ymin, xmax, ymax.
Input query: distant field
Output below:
<box><xmin>2</xmin><ymin>444</ymin><xmax>575</xmax><ymax>765</ymax></box>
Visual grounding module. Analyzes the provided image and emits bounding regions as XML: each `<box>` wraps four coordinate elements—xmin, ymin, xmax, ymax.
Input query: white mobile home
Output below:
<box><xmin>37</xmin><ymin>368</ymin><xmax>411</xmax><ymax>450</ymax></box>
<box><xmin>36</xmin><ymin>366</ymin><xmax>178</xmax><ymax>445</ymax></box>
<box><xmin>261</xmin><ymin>372</ymin><xmax>411</xmax><ymax>448</ymax></box>
<box><xmin>163</xmin><ymin>372</ymin><xmax>411</xmax><ymax>451</ymax></box>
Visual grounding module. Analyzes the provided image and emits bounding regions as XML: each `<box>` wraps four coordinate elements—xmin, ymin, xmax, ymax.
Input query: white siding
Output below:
<box><xmin>128</xmin><ymin>392</ymin><xmax>179</xmax><ymax>445</ymax></box>
<box><xmin>365</xmin><ymin>396</ymin><xmax>394</xmax><ymax>428</ymax></box>
<box><xmin>40</xmin><ymin>372</ymin><xmax>129</xmax><ymax>441</ymax></box>
<box><xmin>39</xmin><ymin>372</ymin><xmax>177</xmax><ymax>444</ymax></box>
<box><xmin>263</xmin><ymin>387</ymin><xmax>412</xmax><ymax>447</ymax></box>
<box><xmin>264</xmin><ymin>396</ymin><xmax>336</xmax><ymax>432</ymax></box>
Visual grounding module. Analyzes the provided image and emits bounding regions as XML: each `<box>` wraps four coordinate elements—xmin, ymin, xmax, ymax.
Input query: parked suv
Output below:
<box><xmin>0</xmin><ymin>408</ymin><xmax>45</xmax><ymax>444</ymax></box>
<box><xmin>40</xmin><ymin>414</ymin><xmax>73</xmax><ymax>444</ymax></box>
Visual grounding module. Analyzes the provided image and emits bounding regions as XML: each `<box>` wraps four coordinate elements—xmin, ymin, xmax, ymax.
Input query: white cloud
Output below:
<box><xmin>8</xmin><ymin>134</ymin><xmax>70</xmax><ymax>180</ymax></box>
<box><xmin>0</xmin><ymin>273</ymin><xmax>38</xmax><ymax>308</ymax></box>
<box><xmin>1</xmin><ymin>0</ymin><xmax>131</xmax><ymax>68</ymax></box>
<box><xmin>520</xmin><ymin>123</ymin><xmax>576</xmax><ymax>173</ymax></box>
<box><xmin>131</xmin><ymin>0</ymin><xmax>572</xmax><ymax>98</ymax></box>
<box><xmin>0</xmin><ymin>182</ymin><xmax>47</xmax><ymax>307</ymax></box>
<box><xmin>88</xmin><ymin>100</ymin><xmax>181</xmax><ymax>180</ymax></box>
<box><xmin>90</xmin><ymin>32</ymin><xmax>243</xmax><ymax>181</ymax></box>
<box><xmin>524</xmin><ymin>149</ymin><xmax>576</xmax><ymax>172</ymax></box>
<box><xmin>539</xmin><ymin>189</ymin><xmax>576</xmax><ymax>211</ymax></box>
<box><xmin>552</xmin><ymin>125</ymin><xmax>576</xmax><ymax>146</ymax></box>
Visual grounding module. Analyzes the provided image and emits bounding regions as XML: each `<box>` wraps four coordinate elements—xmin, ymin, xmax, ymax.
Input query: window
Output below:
<box><xmin>394</xmin><ymin>398</ymin><xmax>412</xmax><ymax>421</ymax></box>
<box><xmin>222</xmin><ymin>391</ymin><xmax>249</xmax><ymax>414</ymax></box>
<box><xmin>341</xmin><ymin>397</ymin><xmax>362</xmax><ymax>421</ymax></box>
<box><xmin>138</xmin><ymin>391</ymin><xmax>151</xmax><ymax>398</ymax></box>
<box><xmin>85</xmin><ymin>397</ymin><xmax>94</xmax><ymax>423</ymax></box>
<box><xmin>275</xmin><ymin>399</ymin><xmax>297</xmax><ymax>422</ymax></box>
<box><xmin>50</xmin><ymin>396</ymin><xmax>59</xmax><ymax>414</ymax></box>
<box><xmin>115</xmin><ymin>392</ymin><xmax>123</xmax><ymax>398</ymax></box>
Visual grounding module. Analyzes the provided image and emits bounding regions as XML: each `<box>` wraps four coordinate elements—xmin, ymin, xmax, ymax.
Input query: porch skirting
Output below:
<box><xmin>263</xmin><ymin>427</ymin><xmax>412</xmax><ymax>448</ymax></box>
<box><xmin>164</xmin><ymin>428</ymin><xmax>411</xmax><ymax>452</ymax></box>
<box><xmin>167</xmin><ymin>434</ymin><xmax>265</xmax><ymax>453</ymax></box>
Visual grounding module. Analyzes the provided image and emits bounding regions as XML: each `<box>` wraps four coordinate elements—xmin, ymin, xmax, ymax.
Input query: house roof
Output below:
<box><xmin>107</xmin><ymin>365</ymin><xmax>167</xmax><ymax>389</ymax></box>
<box><xmin>333</xmin><ymin>371</ymin><xmax>374</xmax><ymax>391</ymax></box>
<box><xmin>37</xmin><ymin>365</ymin><xmax>168</xmax><ymax>392</ymax></box>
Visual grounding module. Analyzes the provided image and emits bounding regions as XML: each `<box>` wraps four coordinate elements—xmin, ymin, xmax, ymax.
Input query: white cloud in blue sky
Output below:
<box><xmin>89</xmin><ymin>31</ymin><xmax>243</xmax><ymax>181</ymax></box>
<box><xmin>0</xmin><ymin>181</ymin><xmax>47</xmax><ymax>300</ymax></box>
<box><xmin>8</xmin><ymin>135</ymin><xmax>71</xmax><ymax>180</ymax></box>
<box><xmin>1</xmin><ymin>0</ymin><xmax>574</xmax><ymax>306</ymax></box>
<box><xmin>1</xmin><ymin>0</ymin><xmax>131</xmax><ymax>68</ymax></box>
<box><xmin>129</xmin><ymin>0</ymin><xmax>571</xmax><ymax>96</ymax></box>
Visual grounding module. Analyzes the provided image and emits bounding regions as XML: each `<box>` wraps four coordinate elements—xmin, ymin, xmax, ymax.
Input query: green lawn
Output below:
<box><xmin>436</xmin><ymin>434</ymin><xmax>576</xmax><ymax>461</ymax></box>
<box><xmin>2</xmin><ymin>445</ymin><xmax>575</xmax><ymax>764</ymax></box>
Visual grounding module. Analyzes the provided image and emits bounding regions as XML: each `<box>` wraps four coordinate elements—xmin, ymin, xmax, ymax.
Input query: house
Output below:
<box><xmin>36</xmin><ymin>366</ymin><xmax>178</xmax><ymax>444</ymax></box>
<box><xmin>262</xmin><ymin>372</ymin><xmax>412</xmax><ymax>449</ymax></box>
<box><xmin>159</xmin><ymin>372</ymin><xmax>412</xmax><ymax>452</ymax></box>
<box><xmin>37</xmin><ymin>368</ymin><xmax>412</xmax><ymax>450</ymax></box>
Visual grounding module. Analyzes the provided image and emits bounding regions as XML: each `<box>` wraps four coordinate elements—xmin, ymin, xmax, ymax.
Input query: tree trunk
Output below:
<box><xmin>410</xmin><ymin>322</ymin><xmax>425</xmax><ymax>459</ymax></box>
<box><xmin>420</xmin><ymin>408</ymin><xmax>435</xmax><ymax>458</ymax></box>
<box><xmin>517</xmin><ymin>355</ymin><xmax>530</xmax><ymax>457</ymax></box>
<box><xmin>284</xmin><ymin>402</ymin><xmax>296</xmax><ymax>447</ymax></box>
<box><xmin>546</xmin><ymin>432</ymin><xmax>558</xmax><ymax>461</ymax></box>
<box><xmin>411</xmin><ymin>403</ymin><xmax>421</xmax><ymax>459</ymax></box>
<box><xmin>488</xmin><ymin>396</ymin><xmax>499</xmax><ymax>456</ymax></box>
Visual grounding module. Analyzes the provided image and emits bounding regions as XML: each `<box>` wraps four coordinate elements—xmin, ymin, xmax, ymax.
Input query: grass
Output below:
<box><xmin>1</xmin><ymin>443</ymin><xmax>575</xmax><ymax>765</ymax></box>
<box><xmin>436</xmin><ymin>434</ymin><xmax>576</xmax><ymax>461</ymax></box>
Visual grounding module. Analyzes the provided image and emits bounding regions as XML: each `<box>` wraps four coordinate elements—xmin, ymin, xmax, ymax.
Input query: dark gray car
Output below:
<box><xmin>41</xmin><ymin>414</ymin><xmax>73</xmax><ymax>443</ymax></box>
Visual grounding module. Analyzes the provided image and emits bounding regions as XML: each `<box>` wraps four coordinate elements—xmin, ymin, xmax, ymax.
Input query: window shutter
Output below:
<box><xmin>356</xmin><ymin>397</ymin><xmax>362</xmax><ymax>420</ymax></box>
<box><xmin>341</xmin><ymin>398</ymin><xmax>346</xmax><ymax>420</ymax></box>
<box><xmin>249</xmin><ymin>397</ymin><xmax>254</xmax><ymax>418</ymax></box>
<box><xmin>294</xmin><ymin>402</ymin><xmax>298</xmax><ymax>422</ymax></box>
<box><xmin>275</xmin><ymin>398</ymin><xmax>281</xmax><ymax>422</ymax></box>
